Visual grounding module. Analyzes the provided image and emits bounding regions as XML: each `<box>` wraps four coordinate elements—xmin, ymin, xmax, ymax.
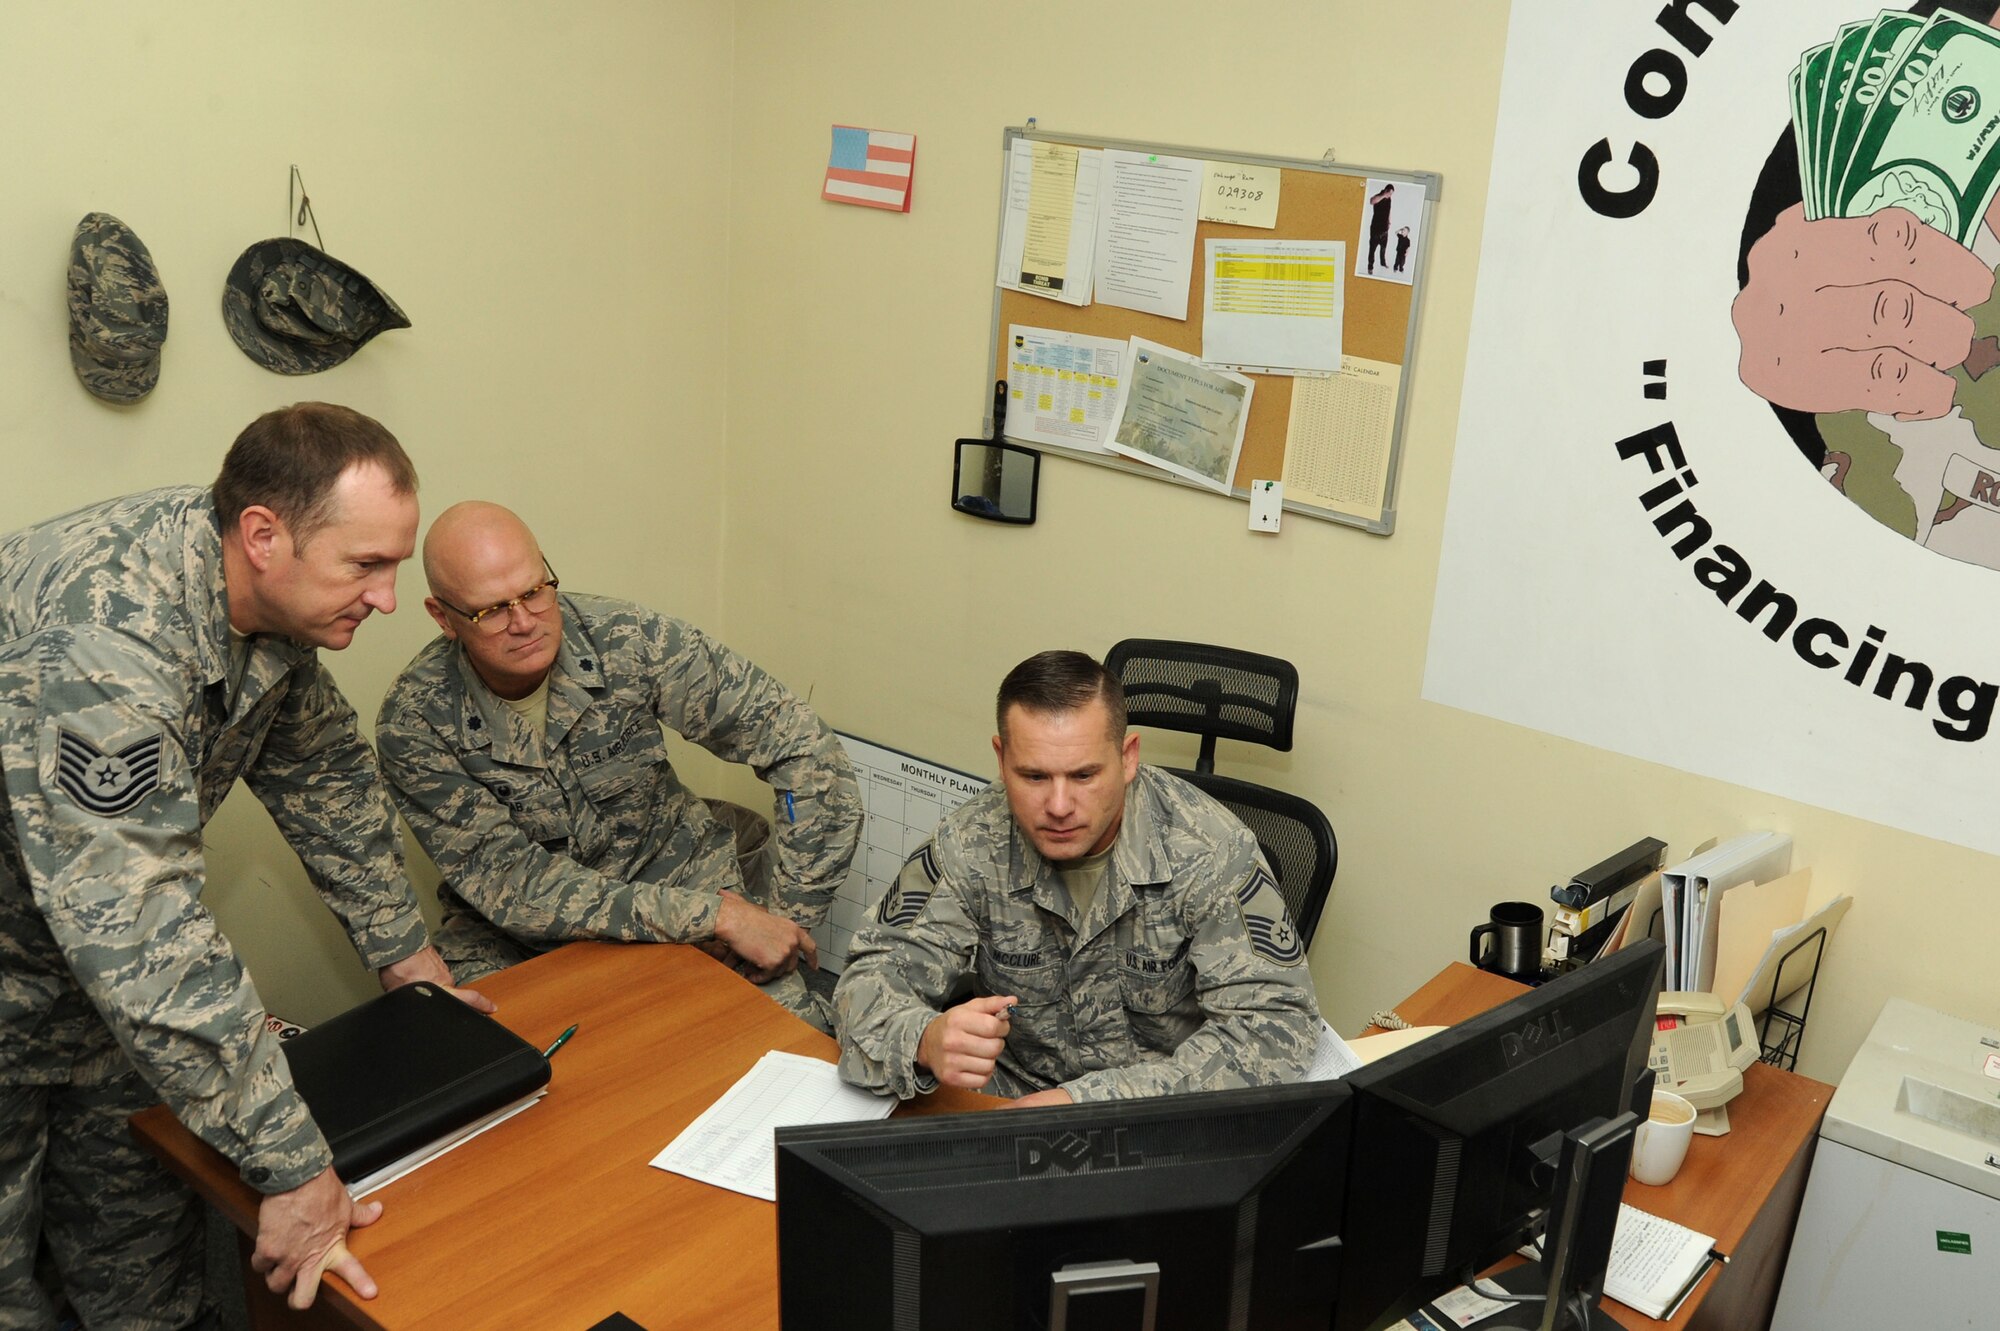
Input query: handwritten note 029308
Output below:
<box><xmin>1200</xmin><ymin>161</ymin><xmax>1281</xmax><ymax>228</ymax></box>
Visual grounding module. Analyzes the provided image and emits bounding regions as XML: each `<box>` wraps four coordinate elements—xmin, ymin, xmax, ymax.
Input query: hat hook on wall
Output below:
<box><xmin>288</xmin><ymin>165</ymin><xmax>325</xmax><ymax>251</ymax></box>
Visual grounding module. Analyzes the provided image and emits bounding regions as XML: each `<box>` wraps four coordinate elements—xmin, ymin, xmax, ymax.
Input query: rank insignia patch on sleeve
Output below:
<box><xmin>56</xmin><ymin>728</ymin><xmax>164</xmax><ymax>816</ymax></box>
<box><xmin>1237</xmin><ymin>866</ymin><xmax>1279</xmax><ymax>905</ymax></box>
<box><xmin>1245</xmin><ymin>912</ymin><xmax>1305</xmax><ymax>965</ymax></box>
<box><xmin>877</xmin><ymin>881</ymin><xmax>934</xmax><ymax>928</ymax></box>
<box><xmin>904</xmin><ymin>843</ymin><xmax>941</xmax><ymax>884</ymax></box>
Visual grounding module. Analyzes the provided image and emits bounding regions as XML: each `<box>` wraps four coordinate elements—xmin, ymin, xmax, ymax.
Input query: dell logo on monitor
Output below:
<box><xmin>1499</xmin><ymin>1012</ymin><xmax>1577</xmax><ymax>1068</ymax></box>
<box><xmin>1016</xmin><ymin>1129</ymin><xmax>1144</xmax><ymax>1177</ymax></box>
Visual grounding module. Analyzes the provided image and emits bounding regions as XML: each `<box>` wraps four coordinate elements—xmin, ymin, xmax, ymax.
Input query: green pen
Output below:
<box><xmin>542</xmin><ymin>1023</ymin><xmax>578</xmax><ymax>1059</ymax></box>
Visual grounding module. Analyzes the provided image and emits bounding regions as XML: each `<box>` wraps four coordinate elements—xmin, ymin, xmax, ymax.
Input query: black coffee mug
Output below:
<box><xmin>1470</xmin><ymin>901</ymin><xmax>1544</xmax><ymax>979</ymax></box>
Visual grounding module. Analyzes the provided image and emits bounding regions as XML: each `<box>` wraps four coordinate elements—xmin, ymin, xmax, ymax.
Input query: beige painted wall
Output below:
<box><xmin>1</xmin><ymin>0</ymin><xmax>737</xmax><ymax>1023</ymax></box>
<box><xmin>7</xmin><ymin>1</ymin><xmax>1992</xmax><ymax>1085</ymax></box>
<box><xmin>721</xmin><ymin>0</ymin><xmax>1997</xmax><ymax>1086</ymax></box>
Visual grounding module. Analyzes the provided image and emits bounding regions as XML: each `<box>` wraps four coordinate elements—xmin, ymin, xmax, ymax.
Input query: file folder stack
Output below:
<box><xmin>1660</xmin><ymin>832</ymin><xmax>1793</xmax><ymax>993</ymax></box>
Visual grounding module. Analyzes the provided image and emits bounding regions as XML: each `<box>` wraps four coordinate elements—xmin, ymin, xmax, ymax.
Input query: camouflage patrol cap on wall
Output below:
<box><xmin>221</xmin><ymin>237</ymin><xmax>410</xmax><ymax>375</ymax></box>
<box><xmin>68</xmin><ymin>212</ymin><xmax>169</xmax><ymax>404</ymax></box>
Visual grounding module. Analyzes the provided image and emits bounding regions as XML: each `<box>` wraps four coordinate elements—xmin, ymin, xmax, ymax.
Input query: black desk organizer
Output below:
<box><xmin>1751</xmin><ymin>925</ymin><xmax>1828</xmax><ymax>1073</ymax></box>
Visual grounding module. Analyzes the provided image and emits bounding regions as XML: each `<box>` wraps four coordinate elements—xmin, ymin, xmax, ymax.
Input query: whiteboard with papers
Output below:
<box><xmin>985</xmin><ymin>126</ymin><xmax>1440</xmax><ymax>534</ymax></box>
<box><xmin>814</xmin><ymin>733</ymin><xmax>986</xmax><ymax>971</ymax></box>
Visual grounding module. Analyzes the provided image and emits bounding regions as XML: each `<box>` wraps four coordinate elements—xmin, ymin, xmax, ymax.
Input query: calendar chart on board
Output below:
<box><xmin>1280</xmin><ymin>355</ymin><xmax>1402</xmax><ymax>519</ymax></box>
<box><xmin>817</xmin><ymin>734</ymin><xmax>986</xmax><ymax>971</ymax></box>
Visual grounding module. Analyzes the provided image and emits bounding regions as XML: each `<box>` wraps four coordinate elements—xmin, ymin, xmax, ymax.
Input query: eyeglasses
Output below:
<box><xmin>437</xmin><ymin>557</ymin><xmax>560</xmax><ymax>635</ymax></box>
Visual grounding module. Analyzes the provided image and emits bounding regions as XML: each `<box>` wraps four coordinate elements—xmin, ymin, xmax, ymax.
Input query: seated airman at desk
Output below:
<box><xmin>375</xmin><ymin>502</ymin><xmax>861</xmax><ymax>1028</ymax></box>
<box><xmin>834</xmin><ymin>650</ymin><xmax>1319</xmax><ymax>1107</ymax></box>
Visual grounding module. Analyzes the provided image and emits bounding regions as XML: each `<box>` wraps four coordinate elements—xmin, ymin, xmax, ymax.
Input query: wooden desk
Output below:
<box><xmin>132</xmin><ymin>942</ymin><xmax>997</xmax><ymax>1331</ymax></box>
<box><xmin>1383</xmin><ymin>963</ymin><xmax>1832</xmax><ymax>1331</ymax></box>
<box><xmin>138</xmin><ymin>952</ymin><xmax>1830</xmax><ymax>1330</ymax></box>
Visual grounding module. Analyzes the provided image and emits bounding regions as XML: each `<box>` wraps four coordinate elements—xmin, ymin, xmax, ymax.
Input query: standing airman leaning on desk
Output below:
<box><xmin>835</xmin><ymin>650</ymin><xmax>1319</xmax><ymax>1108</ymax></box>
<box><xmin>374</xmin><ymin>502</ymin><xmax>861</xmax><ymax>1028</ymax></box>
<box><xmin>0</xmin><ymin>404</ymin><xmax>491</xmax><ymax>1325</ymax></box>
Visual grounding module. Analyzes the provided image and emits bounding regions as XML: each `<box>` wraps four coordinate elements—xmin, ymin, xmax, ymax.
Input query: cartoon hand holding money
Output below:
<box><xmin>1735</xmin><ymin>8</ymin><xmax>2000</xmax><ymax>421</ymax></box>
<box><xmin>1734</xmin><ymin>202</ymin><xmax>1992</xmax><ymax>420</ymax></box>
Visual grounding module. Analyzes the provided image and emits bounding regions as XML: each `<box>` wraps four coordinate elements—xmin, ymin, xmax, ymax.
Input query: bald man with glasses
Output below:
<box><xmin>374</xmin><ymin>502</ymin><xmax>860</xmax><ymax>1028</ymax></box>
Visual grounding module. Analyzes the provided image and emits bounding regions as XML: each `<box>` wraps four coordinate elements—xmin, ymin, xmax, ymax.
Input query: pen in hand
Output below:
<box><xmin>542</xmin><ymin>1023</ymin><xmax>579</xmax><ymax>1059</ymax></box>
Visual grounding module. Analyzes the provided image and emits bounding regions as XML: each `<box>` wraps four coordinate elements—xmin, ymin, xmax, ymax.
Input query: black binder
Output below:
<box><xmin>279</xmin><ymin>982</ymin><xmax>551</xmax><ymax>1182</ymax></box>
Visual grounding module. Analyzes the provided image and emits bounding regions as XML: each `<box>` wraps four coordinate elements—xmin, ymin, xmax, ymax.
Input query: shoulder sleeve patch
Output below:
<box><xmin>1237</xmin><ymin>865</ymin><xmax>1279</xmax><ymax>906</ymax></box>
<box><xmin>1244</xmin><ymin>911</ymin><xmax>1305</xmax><ymax>966</ymax></box>
<box><xmin>876</xmin><ymin>843</ymin><xmax>943</xmax><ymax>925</ymax></box>
<box><xmin>902</xmin><ymin>842</ymin><xmax>942</xmax><ymax>884</ymax></box>
<box><xmin>876</xmin><ymin>880</ymin><xmax>934</xmax><ymax>928</ymax></box>
<box><xmin>56</xmin><ymin>727</ymin><xmax>164</xmax><ymax>817</ymax></box>
<box><xmin>1235</xmin><ymin>867</ymin><xmax>1304</xmax><ymax>965</ymax></box>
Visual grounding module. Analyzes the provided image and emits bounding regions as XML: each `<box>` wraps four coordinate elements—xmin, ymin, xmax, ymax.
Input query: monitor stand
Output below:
<box><xmin>1487</xmin><ymin>1112</ymin><xmax>1639</xmax><ymax>1331</ymax></box>
<box><xmin>1049</xmin><ymin>1259</ymin><xmax>1160</xmax><ymax>1331</ymax></box>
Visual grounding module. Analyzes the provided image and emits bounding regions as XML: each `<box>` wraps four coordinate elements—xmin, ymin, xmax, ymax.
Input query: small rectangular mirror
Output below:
<box><xmin>952</xmin><ymin>439</ymin><xmax>1040</xmax><ymax>524</ymax></box>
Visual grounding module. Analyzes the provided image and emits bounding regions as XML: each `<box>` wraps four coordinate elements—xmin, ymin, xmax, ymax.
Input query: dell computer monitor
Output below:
<box><xmin>1331</xmin><ymin>938</ymin><xmax>1666</xmax><ymax>1331</ymax></box>
<box><xmin>775</xmin><ymin>1079</ymin><xmax>1353</xmax><ymax>1331</ymax></box>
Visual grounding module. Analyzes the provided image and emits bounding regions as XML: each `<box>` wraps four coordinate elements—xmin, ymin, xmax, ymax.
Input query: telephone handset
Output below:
<box><xmin>1648</xmin><ymin>991</ymin><xmax>1760</xmax><ymax>1136</ymax></box>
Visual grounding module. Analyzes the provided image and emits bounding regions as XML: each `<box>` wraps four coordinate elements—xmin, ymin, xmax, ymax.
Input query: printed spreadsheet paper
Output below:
<box><xmin>649</xmin><ymin>1050</ymin><xmax>892</xmax><ymax>1201</ymax></box>
<box><xmin>1201</xmin><ymin>238</ymin><xmax>1346</xmax><ymax>375</ymax></box>
<box><xmin>816</xmin><ymin>734</ymin><xmax>986</xmax><ymax>970</ymax></box>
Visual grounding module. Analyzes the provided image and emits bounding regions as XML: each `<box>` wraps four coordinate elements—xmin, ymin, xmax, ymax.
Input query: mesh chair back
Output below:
<box><xmin>1104</xmin><ymin>639</ymin><xmax>1298</xmax><ymax>774</ymax></box>
<box><xmin>1176</xmin><ymin>769</ymin><xmax>1337</xmax><ymax>947</ymax></box>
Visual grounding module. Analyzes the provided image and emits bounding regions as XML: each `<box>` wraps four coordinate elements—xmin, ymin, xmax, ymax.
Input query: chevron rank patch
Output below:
<box><xmin>1237</xmin><ymin>867</ymin><xmax>1305</xmax><ymax>965</ymax></box>
<box><xmin>1245</xmin><ymin>911</ymin><xmax>1305</xmax><ymax>965</ymax></box>
<box><xmin>56</xmin><ymin>727</ymin><xmax>164</xmax><ymax>817</ymax></box>
<box><xmin>877</xmin><ymin>879</ymin><xmax>934</xmax><ymax>928</ymax></box>
<box><xmin>1237</xmin><ymin>866</ymin><xmax>1279</xmax><ymax>906</ymax></box>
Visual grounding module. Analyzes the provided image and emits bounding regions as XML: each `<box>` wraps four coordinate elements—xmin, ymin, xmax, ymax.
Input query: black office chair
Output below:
<box><xmin>1103</xmin><ymin>638</ymin><xmax>1297</xmax><ymax>775</ymax></box>
<box><xmin>1104</xmin><ymin>638</ymin><xmax>1337</xmax><ymax>945</ymax></box>
<box><xmin>1183</xmin><ymin>769</ymin><xmax>1338</xmax><ymax>947</ymax></box>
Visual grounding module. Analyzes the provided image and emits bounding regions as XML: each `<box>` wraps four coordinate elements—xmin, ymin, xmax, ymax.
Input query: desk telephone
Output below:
<box><xmin>1650</xmin><ymin>992</ymin><xmax>1759</xmax><ymax>1136</ymax></box>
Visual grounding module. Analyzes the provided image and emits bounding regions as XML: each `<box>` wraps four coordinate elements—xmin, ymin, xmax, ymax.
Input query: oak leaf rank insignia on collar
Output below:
<box><xmin>56</xmin><ymin>728</ymin><xmax>165</xmax><ymax>817</ymax></box>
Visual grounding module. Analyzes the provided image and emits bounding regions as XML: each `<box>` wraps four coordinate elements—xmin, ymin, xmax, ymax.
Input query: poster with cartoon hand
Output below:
<box><xmin>1429</xmin><ymin>0</ymin><xmax>2000</xmax><ymax>857</ymax></box>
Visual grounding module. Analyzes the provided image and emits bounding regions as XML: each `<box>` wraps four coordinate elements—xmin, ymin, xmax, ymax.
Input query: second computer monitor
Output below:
<box><xmin>1331</xmin><ymin>939</ymin><xmax>1665</xmax><ymax>1331</ymax></box>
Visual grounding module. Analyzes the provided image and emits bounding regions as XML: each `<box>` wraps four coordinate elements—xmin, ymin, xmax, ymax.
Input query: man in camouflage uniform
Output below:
<box><xmin>0</xmin><ymin>404</ymin><xmax>486</xmax><ymax>1325</ymax></box>
<box><xmin>375</xmin><ymin>502</ymin><xmax>861</xmax><ymax>1028</ymax></box>
<box><xmin>835</xmin><ymin>650</ymin><xmax>1319</xmax><ymax>1106</ymax></box>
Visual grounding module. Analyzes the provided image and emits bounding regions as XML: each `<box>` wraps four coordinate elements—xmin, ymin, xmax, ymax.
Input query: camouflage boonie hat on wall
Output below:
<box><xmin>68</xmin><ymin>212</ymin><xmax>169</xmax><ymax>404</ymax></box>
<box><xmin>221</xmin><ymin>237</ymin><xmax>410</xmax><ymax>375</ymax></box>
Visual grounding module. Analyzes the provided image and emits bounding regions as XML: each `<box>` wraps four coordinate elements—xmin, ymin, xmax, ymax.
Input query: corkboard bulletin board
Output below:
<box><xmin>984</xmin><ymin>127</ymin><xmax>1439</xmax><ymax>534</ymax></box>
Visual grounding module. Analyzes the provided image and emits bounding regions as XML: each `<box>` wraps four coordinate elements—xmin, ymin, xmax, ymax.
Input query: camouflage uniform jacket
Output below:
<box><xmin>0</xmin><ymin>486</ymin><xmax>430</xmax><ymax>1192</ymax></box>
<box><xmin>835</xmin><ymin>764</ymin><xmax>1319</xmax><ymax>1102</ymax></box>
<box><xmin>374</xmin><ymin>593</ymin><xmax>861</xmax><ymax>978</ymax></box>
